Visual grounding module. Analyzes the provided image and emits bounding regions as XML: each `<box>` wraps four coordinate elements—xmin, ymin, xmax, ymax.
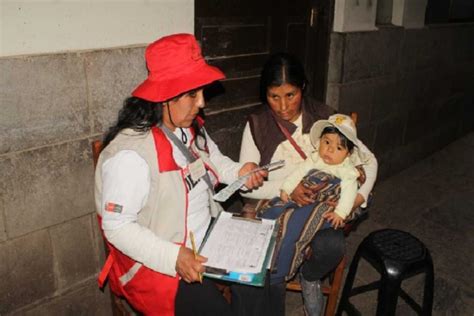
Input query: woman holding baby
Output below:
<box><xmin>235</xmin><ymin>52</ymin><xmax>378</xmax><ymax>316</ymax></box>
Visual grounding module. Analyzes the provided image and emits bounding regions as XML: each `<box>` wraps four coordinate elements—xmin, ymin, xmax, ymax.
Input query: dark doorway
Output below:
<box><xmin>195</xmin><ymin>0</ymin><xmax>333</xmax><ymax>109</ymax></box>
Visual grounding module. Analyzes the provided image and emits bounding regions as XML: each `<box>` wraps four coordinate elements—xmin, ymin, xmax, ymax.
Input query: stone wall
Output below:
<box><xmin>326</xmin><ymin>23</ymin><xmax>474</xmax><ymax>180</ymax></box>
<box><xmin>0</xmin><ymin>46</ymin><xmax>148</xmax><ymax>314</ymax></box>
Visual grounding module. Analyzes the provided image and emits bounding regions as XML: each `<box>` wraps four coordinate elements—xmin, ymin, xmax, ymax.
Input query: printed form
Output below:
<box><xmin>200</xmin><ymin>212</ymin><xmax>276</xmax><ymax>274</ymax></box>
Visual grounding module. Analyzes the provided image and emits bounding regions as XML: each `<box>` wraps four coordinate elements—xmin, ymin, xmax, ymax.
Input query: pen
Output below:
<box><xmin>189</xmin><ymin>231</ymin><xmax>203</xmax><ymax>283</ymax></box>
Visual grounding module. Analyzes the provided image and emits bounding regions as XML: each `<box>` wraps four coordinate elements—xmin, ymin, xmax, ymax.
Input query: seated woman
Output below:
<box><xmin>238</xmin><ymin>52</ymin><xmax>378</xmax><ymax>315</ymax></box>
<box><xmin>259</xmin><ymin>114</ymin><xmax>375</xmax><ymax>287</ymax></box>
<box><xmin>95</xmin><ymin>33</ymin><xmax>266</xmax><ymax>316</ymax></box>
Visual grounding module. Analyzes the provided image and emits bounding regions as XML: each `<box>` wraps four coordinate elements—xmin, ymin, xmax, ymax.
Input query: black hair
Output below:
<box><xmin>103</xmin><ymin>97</ymin><xmax>162</xmax><ymax>148</ymax></box>
<box><xmin>259</xmin><ymin>52</ymin><xmax>308</xmax><ymax>103</ymax></box>
<box><xmin>320</xmin><ymin>126</ymin><xmax>355</xmax><ymax>152</ymax></box>
<box><xmin>103</xmin><ymin>96</ymin><xmax>207</xmax><ymax>150</ymax></box>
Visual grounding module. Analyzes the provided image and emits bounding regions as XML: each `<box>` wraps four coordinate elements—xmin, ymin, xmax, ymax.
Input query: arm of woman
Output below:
<box><xmin>323</xmin><ymin>169</ymin><xmax>358</xmax><ymax>228</ymax></box>
<box><xmin>101</xmin><ymin>150</ymin><xmax>198</xmax><ymax>279</ymax></box>
<box><xmin>333</xmin><ymin>171</ymin><xmax>359</xmax><ymax>219</ymax></box>
<box><xmin>239</xmin><ymin>122</ymin><xmax>285</xmax><ymax>199</ymax></box>
<box><xmin>354</xmin><ymin>142</ymin><xmax>378</xmax><ymax>208</ymax></box>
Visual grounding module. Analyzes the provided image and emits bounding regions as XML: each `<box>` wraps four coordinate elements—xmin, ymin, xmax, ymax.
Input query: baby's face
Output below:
<box><xmin>318</xmin><ymin>133</ymin><xmax>350</xmax><ymax>165</ymax></box>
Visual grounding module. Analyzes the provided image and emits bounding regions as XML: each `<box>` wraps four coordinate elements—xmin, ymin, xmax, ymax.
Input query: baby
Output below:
<box><xmin>280</xmin><ymin>114</ymin><xmax>366</xmax><ymax>228</ymax></box>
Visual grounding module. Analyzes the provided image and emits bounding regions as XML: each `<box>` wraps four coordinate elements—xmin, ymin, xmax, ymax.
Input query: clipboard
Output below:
<box><xmin>198</xmin><ymin>211</ymin><xmax>278</xmax><ymax>287</ymax></box>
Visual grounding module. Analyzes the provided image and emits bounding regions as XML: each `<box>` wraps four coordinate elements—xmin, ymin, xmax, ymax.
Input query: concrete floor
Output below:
<box><xmin>286</xmin><ymin>132</ymin><xmax>474</xmax><ymax>316</ymax></box>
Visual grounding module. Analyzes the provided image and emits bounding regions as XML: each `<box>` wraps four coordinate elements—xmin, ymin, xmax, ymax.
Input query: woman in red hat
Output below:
<box><xmin>95</xmin><ymin>33</ymin><xmax>267</xmax><ymax>315</ymax></box>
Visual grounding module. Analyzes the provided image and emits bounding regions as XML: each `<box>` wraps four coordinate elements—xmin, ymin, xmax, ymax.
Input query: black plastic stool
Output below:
<box><xmin>337</xmin><ymin>229</ymin><xmax>434</xmax><ymax>316</ymax></box>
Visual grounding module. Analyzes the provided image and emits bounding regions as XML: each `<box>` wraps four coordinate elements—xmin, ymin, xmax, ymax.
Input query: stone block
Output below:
<box><xmin>91</xmin><ymin>213</ymin><xmax>107</xmax><ymax>266</ymax></box>
<box><xmin>460</xmin><ymin>95</ymin><xmax>474</xmax><ymax>134</ymax></box>
<box><xmin>404</xmin><ymin>105</ymin><xmax>434</xmax><ymax>142</ymax></box>
<box><xmin>356</xmin><ymin>122</ymin><xmax>377</xmax><ymax>151</ymax></box>
<box><xmin>324</xmin><ymin>83</ymin><xmax>341</xmax><ymax>110</ymax></box>
<box><xmin>396</xmin><ymin>72</ymin><xmax>427</xmax><ymax>113</ymax></box>
<box><xmin>427</xmin><ymin>75</ymin><xmax>453</xmax><ymax>108</ymax></box>
<box><xmin>50</xmin><ymin>215</ymin><xmax>99</xmax><ymax>290</ymax></box>
<box><xmin>393</xmin><ymin>142</ymin><xmax>425</xmax><ymax>174</ymax></box>
<box><xmin>85</xmin><ymin>46</ymin><xmax>147</xmax><ymax>134</ymax></box>
<box><xmin>400</xmin><ymin>27</ymin><xmax>452</xmax><ymax>73</ymax></box>
<box><xmin>435</xmin><ymin>96</ymin><xmax>464</xmax><ymax>128</ymax></box>
<box><xmin>371</xmin><ymin>77</ymin><xmax>399</xmax><ymax>121</ymax></box>
<box><xmin>398</xmin><ymin>29</ymin><xmax>421</xmax><ymax>73</ymax></box>
<box><xmin>0</xmin><ymin>230</ymin><xmax>55</xmax><ymax>314</ymax></box>
<box><xmin>450</xmin><ymin>24</ymin><xmax>474</xmax><ymax>64</ymax></box>
<box><xmin>373</xmin><ymin>115</ymin><xmax>404</xmax><ymax>154</ymax></box>
<box><xmin>437</xmin><ymin>124</ymin><xmax>462</xmax><ymax>151</ymax></box>
<box><xmin>2</xmin><ymin>139</ymin><xmax>95</xmax><ymax>238</ymax></box>
<box><xmin>20</xmin><ymin>279</ymin><xmax>111</xmax><ymax>316</ymax></box>
<box><xmin>326</xmin><ymin>33</ymin><xmax>344</xmax><ymax>84</ymax></box>
<box><xmin>0</xmin><ymin>54</ymin><xmax>89</xmax><ymax>154</ymax></box>
<box><xmin>450</xmin><ymin>62</ymin><xmax>474</xmax><ymax>96</ymax></box>
<box><xmin>371</xmin><ymin>149</ymin><xmax>393</xmax><ymax>181</ymax></box>
<box><xmin>342</xmin><ymin>26</ymin><xmax>403</xmax><ymax>83</ymax></box>
<box><xmin>337</xmin><ymin>80</ymin><xmax>374</xmax><ymax>121</ymax></box>
<box><xmin>414</xmin><ymin>71</ymin><xmax>440</xmax><ymax>109</ymax></box>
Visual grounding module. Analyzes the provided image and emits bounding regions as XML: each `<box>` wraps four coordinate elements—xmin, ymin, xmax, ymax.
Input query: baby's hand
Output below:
<box><xmin>280</xmin><ymin>190</ymin><xmax>290</xmax><ymax>203</ymax></box>
<box><xmin>322</xmin><ymin>212</ymin><xmax>345</xmax><ymax>229</ymax></box>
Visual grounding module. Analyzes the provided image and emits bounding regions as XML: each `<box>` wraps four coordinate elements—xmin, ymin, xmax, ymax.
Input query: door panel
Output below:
<box><xmin>196</xmin><ymin>0</ymin><xmax>331</xmax><ymax>112</ymax></box>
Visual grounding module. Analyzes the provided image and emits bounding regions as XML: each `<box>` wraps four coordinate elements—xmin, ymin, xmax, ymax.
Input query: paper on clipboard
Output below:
<box><xmin>199</xmin><ymin>211</ymin><xmax>277</xmax><ymax>286</ymax></box>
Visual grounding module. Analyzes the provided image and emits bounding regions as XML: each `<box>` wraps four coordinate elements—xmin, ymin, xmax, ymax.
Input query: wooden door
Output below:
<box><xmin>196</xmin><ymin>0</ymin><xmax>335</xmax><ymax>110</ymax></box>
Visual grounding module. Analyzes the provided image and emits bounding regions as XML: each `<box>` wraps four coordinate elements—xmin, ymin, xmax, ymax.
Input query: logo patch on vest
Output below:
<box><xmin>183</xmin><ymin>166</ymin><xmax>201</xmax><ymax>191</ymax></box>
<box><xmin>105</xmin><ymin>202</ymin><xmax>123</xmax><ymax>213</ymax></box>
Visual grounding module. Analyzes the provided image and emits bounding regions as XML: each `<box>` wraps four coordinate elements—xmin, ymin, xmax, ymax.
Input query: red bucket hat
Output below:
<box><xmin>132</xmin><ymin>33</ymin><xmax>225</xmax><ymax>102</ymax></box>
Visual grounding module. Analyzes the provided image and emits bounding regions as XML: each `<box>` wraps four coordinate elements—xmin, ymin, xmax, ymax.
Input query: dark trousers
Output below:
<box><xmin>301</xmin><ymin>227</ymin><xmax>345</xmax><ymax>281</ymax></box>
<box><xmin>231</xmin><ymin>271</ymin><xmax>286</xmax><ymax>316</ymax></box>
<box><xmin>230</xmin><ymin>227</ymin><xmax>345</xmax><ymax>316</ymax></box>
<box><xmin>175</xmin><ymin>278</ymin><xmax>232</xmax><ymax>316</ymax></box>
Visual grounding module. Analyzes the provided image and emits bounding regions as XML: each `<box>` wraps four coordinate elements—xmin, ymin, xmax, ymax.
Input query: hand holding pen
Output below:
<box><xmin>175</xmin><ymin>231</ymin><xmax>206</xmax><ymax>283</ymax></box>
<box><xmin>189</xmin><ymin>231</ymin><xmax>203</xmax><ymax>283</ymax></box>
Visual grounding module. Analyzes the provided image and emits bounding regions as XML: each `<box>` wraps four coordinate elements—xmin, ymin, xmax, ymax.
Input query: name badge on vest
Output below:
<box><xmin>189</xmin><ymin>158</ymin><xmax>207</xmax><ymax>182</ymax></box>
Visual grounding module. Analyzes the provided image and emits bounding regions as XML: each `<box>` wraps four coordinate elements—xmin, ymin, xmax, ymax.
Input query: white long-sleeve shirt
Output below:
<box><xmin>101</xmin><ymin>127</ymin><xmax>242</xmax><ymax>275</ymax></box>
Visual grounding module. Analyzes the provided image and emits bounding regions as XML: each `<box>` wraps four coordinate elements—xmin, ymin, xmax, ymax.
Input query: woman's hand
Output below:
<box><xmin>323</xmin><ymin>212</ymin><xmax>345</xmax><ymax>229</ymax></box>
<box><xmin>280</xmin><ymin>190</ymin><xmax>290</xmax><ymax>202</ymax></box>
<box><xmin>352</xmin><ymin>193</ymin><xmax>366</xmax><ymax>211</ymax></box>
<box><xmin>175</xmin><ymin>246</ymin><xmax>207</xmax><ymax>283</ymax></box>
<box><xmin>290</xmin><ymin>181</ymin><xmax>329</xmax><ymax>206</ymax></box>
<box><xmin>355</xmin><ymin>165</ymin><xmax>366</xmax><ymax>185</ymax></box>
<box><xmin>239</xmin><ymin>162</ymin><xmax>268</xmax><ymax>189</ymax></box>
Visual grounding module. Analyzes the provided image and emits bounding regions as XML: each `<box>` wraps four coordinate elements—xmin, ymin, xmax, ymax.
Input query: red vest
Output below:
<box><xmin>97</xmin><ymin>126</ymin><xmax>185</xmax><ymax>316</ymax></box>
